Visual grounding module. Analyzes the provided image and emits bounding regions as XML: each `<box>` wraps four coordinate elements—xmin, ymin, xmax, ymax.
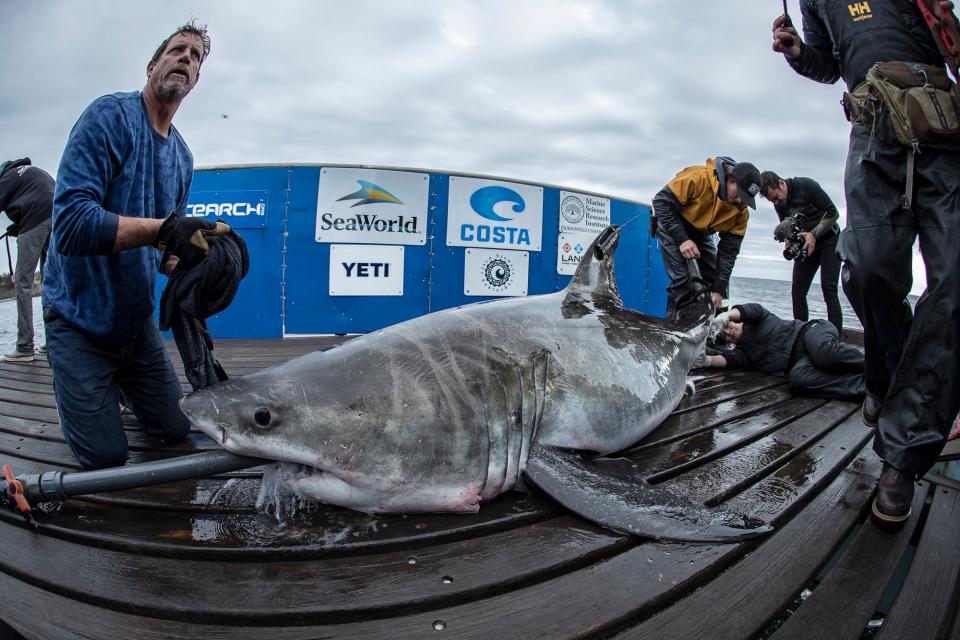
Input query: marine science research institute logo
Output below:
<box><xmin>319</xmin><ymin>180</ymin><xmax>419</xmax><ymax>235</ymax></box>
<box><xmin>463</xmin><ymin>185</ymin><xmax>531</xmax><ymax>246</ymax></box>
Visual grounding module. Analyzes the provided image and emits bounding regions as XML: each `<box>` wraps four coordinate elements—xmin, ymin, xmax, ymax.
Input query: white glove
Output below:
<box><xmin>691</xmin><ymin>350</ymin><xmax>712</xmax><ymax>369</ymax></box>
<box><xmin>709</xmin><ymin>311</ymin><xmax>730</xmax><ymax>337</ymax></box>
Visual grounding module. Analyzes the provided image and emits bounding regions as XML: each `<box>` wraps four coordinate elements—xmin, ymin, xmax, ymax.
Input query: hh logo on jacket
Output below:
<box><xmin>848</xmin><ymin>2</ymin><xmax>872</xmax><ymax>22</ymax></box>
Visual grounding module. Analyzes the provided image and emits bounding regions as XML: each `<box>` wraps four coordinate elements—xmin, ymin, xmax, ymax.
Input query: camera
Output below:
<box><xmin>782</xmin><ymin>225</ymin><xmax>809</xmax><ymax>262</ymax></box>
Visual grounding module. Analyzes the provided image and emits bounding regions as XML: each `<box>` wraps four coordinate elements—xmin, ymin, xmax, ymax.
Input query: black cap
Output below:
<box><xmin>732</xmin><ymin>162</ymin><xmax>762</xmax><ymax>209</ymax></box>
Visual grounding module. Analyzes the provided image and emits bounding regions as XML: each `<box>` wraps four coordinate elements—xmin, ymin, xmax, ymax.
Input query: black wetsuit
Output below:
<box><xmin>723</xmin><ymin>304</ymin><xmax>864</xmax><ymax>401</ymax></box>
<box><xmin>789</xmin><ymin>0</ymin><xmax>960</xmax><ymax>476</ymax></box>
<box><xmin>773</xmin><ymin>177</ymin><xmax>842</xmax><ymax>332</ymax></box>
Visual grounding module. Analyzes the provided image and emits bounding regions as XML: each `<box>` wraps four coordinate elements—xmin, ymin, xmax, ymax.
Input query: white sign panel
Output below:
<box><xmin>558</xmin><ymin>191</ymin><xmax>611</xmax><ymax>235</ymax></box>
<box><xmin>464</xmin><ymin>248</ymin><xmax>529</xmax><ymax>297</ymax></box>
<box><xmin>447</xmin><ymin>177</ymin><xmax>543</xmax><ymax>251</ymax></box>
<box><xmin>317</xmin><ymin>168</ymin><xmax>428</xmax><ymax>245</ymax></box>
<box><xmin>329</xmin><ymin>244</ymin><xmax>404</xmax><ymax>296</ymax></box>
<box><xmin>556</xmin><ymin>232</ymin><xmax>600</xmax><ymax>276</ymax></box>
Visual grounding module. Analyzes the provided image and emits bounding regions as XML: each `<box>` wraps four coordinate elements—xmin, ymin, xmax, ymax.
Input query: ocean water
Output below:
<box><xmin>728</xmin><ymin>276</ymin><xmax>863</xmax><ymax>332</ymax></box>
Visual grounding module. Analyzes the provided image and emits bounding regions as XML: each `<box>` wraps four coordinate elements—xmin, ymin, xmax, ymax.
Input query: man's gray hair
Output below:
<box><xmin>150</xmin><ymin>20</ymin><xmax>211</xmax><ymax>66</ymax></box>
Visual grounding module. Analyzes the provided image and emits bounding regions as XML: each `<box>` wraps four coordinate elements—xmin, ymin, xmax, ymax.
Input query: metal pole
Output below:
<box><xmin>2</xmin><ymin>233</ymin><xmax>11</xmax><ymax>275</ymax></box>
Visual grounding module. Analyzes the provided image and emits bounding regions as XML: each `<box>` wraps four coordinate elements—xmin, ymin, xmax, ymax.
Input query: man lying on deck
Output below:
<box><xmin>693</xmin><ymin>303</ymin><xmax>865</xmax><ymax>402</ymax></box>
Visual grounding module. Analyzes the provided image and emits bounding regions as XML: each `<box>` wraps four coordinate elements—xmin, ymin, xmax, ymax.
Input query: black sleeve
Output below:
<box><xmin>722</xmin><ymin>347</ymin><xmax>749</xmax><ymax>370</ymax></box>
<box><xmin>786</xmin><ymin>1</ymin><xmax>841</xmax><ymax>85</ymax></box>
<box><xmin>652</xmin><ymin>186</ymin><xmax>690</xmax><ymax>247</ymax></box>
<box><xmin>0</xmin><ymin>172</ymin><xmax>13</xmax><ymax>215</ymax></box>
<box><xmin>805</xmin><ymin>180</ymin><xmax>840</xmax><ymax>237</ymax></box>
<box><xmin>712</xmin><ymin>232</ymin><xmax>745</xmax><ymax>297</ymax></box>
<box><xmin>733</xmin><ymin>303</ymin><xmax>770</xmax><ymax>324</ymax></box>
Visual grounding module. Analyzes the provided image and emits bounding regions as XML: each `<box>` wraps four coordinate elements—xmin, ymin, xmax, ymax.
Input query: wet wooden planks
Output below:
<box><xmin>0</xmin><ymin>339</ymin><xmax>958</xmax><ymax>639</ymax></box>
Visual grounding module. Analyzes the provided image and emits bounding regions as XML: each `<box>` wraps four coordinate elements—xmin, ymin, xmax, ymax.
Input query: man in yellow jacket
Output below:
<box><xmin>652</xmin><ymin>156</ymin><xmax>761</xmax><ymax>320</ymax></box>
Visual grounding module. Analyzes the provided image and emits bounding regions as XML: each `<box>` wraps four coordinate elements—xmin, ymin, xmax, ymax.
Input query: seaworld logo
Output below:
<box><xmin>461</xmin><ymin>185</ymin><xmax>531</xmax><ymax>246</ymax></box>
<box><xmin>319</xmin><ymin>213</ymin><xmax>419</xmax><ymax>234</ymax></box>
<box><xmin>337</xmin><ymin>180</ymin><xmax>403</xmax><ymax>207</ymax></box>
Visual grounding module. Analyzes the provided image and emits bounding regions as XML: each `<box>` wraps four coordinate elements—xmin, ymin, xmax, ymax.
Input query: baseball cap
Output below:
<box><xmin>733</xmin><ymin>162</ymin><xmax>762</xmax><ymax>209</ymax></box>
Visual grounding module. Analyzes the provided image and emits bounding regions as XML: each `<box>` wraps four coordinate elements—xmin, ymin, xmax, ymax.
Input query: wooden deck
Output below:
<box><xmin>1</xmin><ymin>338</ymin><xmax>959</xmax><ymax>640</ymax></box>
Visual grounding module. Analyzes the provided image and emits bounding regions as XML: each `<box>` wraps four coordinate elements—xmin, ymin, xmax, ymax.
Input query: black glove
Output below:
<box><xmin>154</xmin><ymin>213</ymin><xmax>231</xmax><ymax>271</ymax></box>
<box><xmin>773</xmin><ymin>217</ymin><xmax>796</xmax><ymax>242</ymax></box>
<box><xmin>5</xmin><ymin>223</ymin><xmax>18</xmax><ymax>238</ymax></box>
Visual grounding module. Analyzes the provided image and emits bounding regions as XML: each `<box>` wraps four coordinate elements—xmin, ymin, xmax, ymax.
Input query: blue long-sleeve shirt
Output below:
<box><xmin>43</xmin><ymin>91</ymin><xmax>194</xmax><ymax>343</ymax></box>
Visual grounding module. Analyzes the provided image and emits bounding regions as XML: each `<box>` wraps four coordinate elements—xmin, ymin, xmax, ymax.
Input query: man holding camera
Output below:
<box><xmin>772</xmin><ymin>0</ymin><xmax>960</xmax><ymax>527</ymax></box>
<box><xmin>760</xmin><ymin>171</ymin><xmax>842</xmax><ymax>332</ymax></box>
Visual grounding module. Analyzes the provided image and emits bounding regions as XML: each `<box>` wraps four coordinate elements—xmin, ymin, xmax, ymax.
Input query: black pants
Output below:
<box><xmin>791</xmin><ymin>232</ymin><xmax>842</xmax><ymax>332</ymax></box>
<box><xmin>843</xmin><ymin>126</ymin><xmax>960</xmax><ymax>477</ymax></box>
<box><xmin>656</xmin><ymin>225</ymin><xmax>717</xmax><ymax>320</ymax></box>
<box><xmin>787</xmin><ymin>321</ymin><xmax>865</xmax><ymax>401</ymax></box>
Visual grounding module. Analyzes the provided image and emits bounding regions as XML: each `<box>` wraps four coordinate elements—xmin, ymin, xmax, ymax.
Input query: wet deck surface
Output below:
<box><xmin>1</xmin><ymin>337</ymin><xmax>959</xmax><ymax>639</ymax></box>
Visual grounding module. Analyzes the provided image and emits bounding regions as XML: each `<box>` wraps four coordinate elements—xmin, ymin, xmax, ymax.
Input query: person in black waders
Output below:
<box><xmin>43</xmin><ymin>21</ymin><xmax>230</xmax><ymax>470</ymax></box>
<box><xmin>0</xmin><ymin>158</ymin><xmax>54</xmax><ymax>361</ymax></box>
<box><xmin>759</xmin><ymin>171</ymin><xmax>844</xmax><ymax>333</ymax></box>
<box><xmin>772</xmin><ymin>0</ymin><xmax>960</xmax><ymax>527</ymax></box>
<box><xmin>651</xmin><ymin>157</ymin><xmax>762</xmax><ymax>321</ymax></box>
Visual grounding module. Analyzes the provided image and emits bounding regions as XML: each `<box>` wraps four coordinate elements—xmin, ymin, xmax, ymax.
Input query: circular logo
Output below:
<box><xmin>561</xmin><ymin>195</ymin><xmax>585</xmax><ymax>224</ymax></box>
<box><xmin>483</xmin><ymin>257</ymin><xmax>513</xmax><ymax>291</ymax></box>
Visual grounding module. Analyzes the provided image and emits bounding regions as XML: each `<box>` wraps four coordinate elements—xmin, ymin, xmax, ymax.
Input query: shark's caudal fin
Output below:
<box><xmin>524</xmin><ymin>445</ymin><xmax>772</xmax><ymax>543</ymax></box>
<box><xmin>564</xmin><ymin>225</ymin><xmax>623</xmax><ymax>307</ymax></box>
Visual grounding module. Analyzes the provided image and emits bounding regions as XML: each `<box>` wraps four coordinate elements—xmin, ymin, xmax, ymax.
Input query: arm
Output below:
<box><xmin>652</xmin><ymin>186</ymin><xmax>690</xmax><ymax>247</ymax></box>
<box><xmin>806</xmin><ymin>182</ymin><xmax>840</xmax><ymax>238</ymax></box>
<box><xmin>732</xmin><ymin>303</ymin><xmax>768</xmax><ymax>323</ymax></box>
<box><xmin>775</xmin><ymin>1</ymin><xmax>841</xmax><ymax>85</ymax></box>
<box><xmin>712</xmin><ymin>232</ymin><xmax>745</xmax><ymax>299</ymax></box>
<box><xmin>52</xmin><ymin>97</ymin><xmax>128</xmax><ymax>256</ymax></box>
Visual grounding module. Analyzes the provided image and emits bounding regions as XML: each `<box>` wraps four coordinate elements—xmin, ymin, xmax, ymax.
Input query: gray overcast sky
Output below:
<box><xmin>0</xmin><ymin>0</ymin><xmax>928</xmax><ymax>293</ymax></box>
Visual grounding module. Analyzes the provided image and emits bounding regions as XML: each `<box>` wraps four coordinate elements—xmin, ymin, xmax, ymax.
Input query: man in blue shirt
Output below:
<box><xmin>44</xmin><ymin>21</ymin><xmax>229</xmax><ymax>470</ymax></box>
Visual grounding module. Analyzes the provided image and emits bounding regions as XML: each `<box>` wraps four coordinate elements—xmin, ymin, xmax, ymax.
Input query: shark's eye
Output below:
<box><xmin>254</xmin><ymin>407</ymin><xmax>272</xmax><ymax>428</ymax></box>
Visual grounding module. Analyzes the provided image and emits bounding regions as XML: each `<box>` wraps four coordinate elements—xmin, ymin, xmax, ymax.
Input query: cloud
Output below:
<box><xmin>0</xmin><ymin>0</ymin><xmax>927</xmax><ymax>293</ymax></box>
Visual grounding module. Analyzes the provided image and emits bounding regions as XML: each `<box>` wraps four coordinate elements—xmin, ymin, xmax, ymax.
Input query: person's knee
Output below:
<box><xmin>76</xmin><ymin>441</ymin><xmax>129</xmax><ymax>471</ymax></box>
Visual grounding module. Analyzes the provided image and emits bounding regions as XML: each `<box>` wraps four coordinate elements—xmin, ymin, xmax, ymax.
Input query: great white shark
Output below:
<box><xmin>182</xmin><ymin>225</ymin><xmax>771</xmax><ymax>542</ymax></box>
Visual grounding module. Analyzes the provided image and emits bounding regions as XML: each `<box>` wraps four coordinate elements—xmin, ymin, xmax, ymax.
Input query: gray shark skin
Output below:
<box><xmin>182</xmin><ymin>226</ymin><xmax>772</xmax><ymax>541</ymax></box>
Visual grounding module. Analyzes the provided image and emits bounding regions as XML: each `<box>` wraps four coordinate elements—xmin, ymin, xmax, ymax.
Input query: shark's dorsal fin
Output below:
<box><xmin>564</xmin><ymin>225</ymin><xmax>623</xmax><ymax>307</ymax></box>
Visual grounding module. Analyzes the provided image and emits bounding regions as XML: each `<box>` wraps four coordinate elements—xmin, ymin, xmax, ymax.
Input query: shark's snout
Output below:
<box><xmin>181</xmin><ymin>389</ymin><xmax>227</xmax><ymax>444</ymax></box>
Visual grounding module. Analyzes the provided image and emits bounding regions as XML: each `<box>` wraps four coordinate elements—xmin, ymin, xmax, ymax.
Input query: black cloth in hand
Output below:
<box><xmin>159</xmin><ymin>229</ymin><xmax>249</xmax><ymax>391</ymax></box>
<box><xmin>155</xmin><ymin>213</ymin><xmax>232</xmax><ymax>272</ymax></box>
<box><xmin>5</xmin><ymin>223</ymin><xmax>18</xmax><ymax>238</ymax></box>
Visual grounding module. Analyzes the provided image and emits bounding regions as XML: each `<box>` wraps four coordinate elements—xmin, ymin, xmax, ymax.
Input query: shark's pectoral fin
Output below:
<box><xmin>523</xmin><ymin>445</ymin><xmax>773</xmax><ymax>543</ymax></box>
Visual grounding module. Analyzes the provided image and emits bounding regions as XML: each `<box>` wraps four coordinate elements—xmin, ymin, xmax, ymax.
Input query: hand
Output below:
<box><xmin>772</xmin><ymin>15</ymin><xmax>802</xmax><ymax>59</ymax></box>
<box><xmin>709</xmin><ymin>311</ymin><xmax>730</xmax><ymax>336</ymax></box>
<box><xmin>773</xmin><ymin>218</ymin><xmax>796</xmax><ymax>242</ymax></box>
<box><xmin>800</xmin><ymin>231</ymin><xmax>816</xmax><ymax>254</ymax></box>
<box><xmin>691</xmin><ymin>349</ymin><xmax>712</xmax><ymax>369</ymax></box>
<box><xmin>711</xmin><ymin>292</ymin><xmax>723</xmax><ymax>309</ymax></box>
<box><xmin>162</xmin><ymin>254</ymin><xmax>180</xmax><ymax>277</ymax></box>
<box><xmin>154</xmin><ymin>213</ymin><xmax>231</xmax><ymax>271</ymax></box>
<box><xmin>679</xmin><ymin>239</ymin><xmax>701</xmax><ymax>259</ymax></box>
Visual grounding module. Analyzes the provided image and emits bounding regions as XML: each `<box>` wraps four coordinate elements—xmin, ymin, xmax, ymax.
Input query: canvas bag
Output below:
<box><xmin>865</xmin><ymin>61</ymin><xmax>960</xmax><ymax>148</ymax></box>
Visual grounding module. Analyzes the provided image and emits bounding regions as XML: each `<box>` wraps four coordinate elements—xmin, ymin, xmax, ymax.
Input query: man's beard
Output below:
<box><xmin>157</xmin><ymin>79</ymin><xmax>191</xmax><ymax>102</ymax></box>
